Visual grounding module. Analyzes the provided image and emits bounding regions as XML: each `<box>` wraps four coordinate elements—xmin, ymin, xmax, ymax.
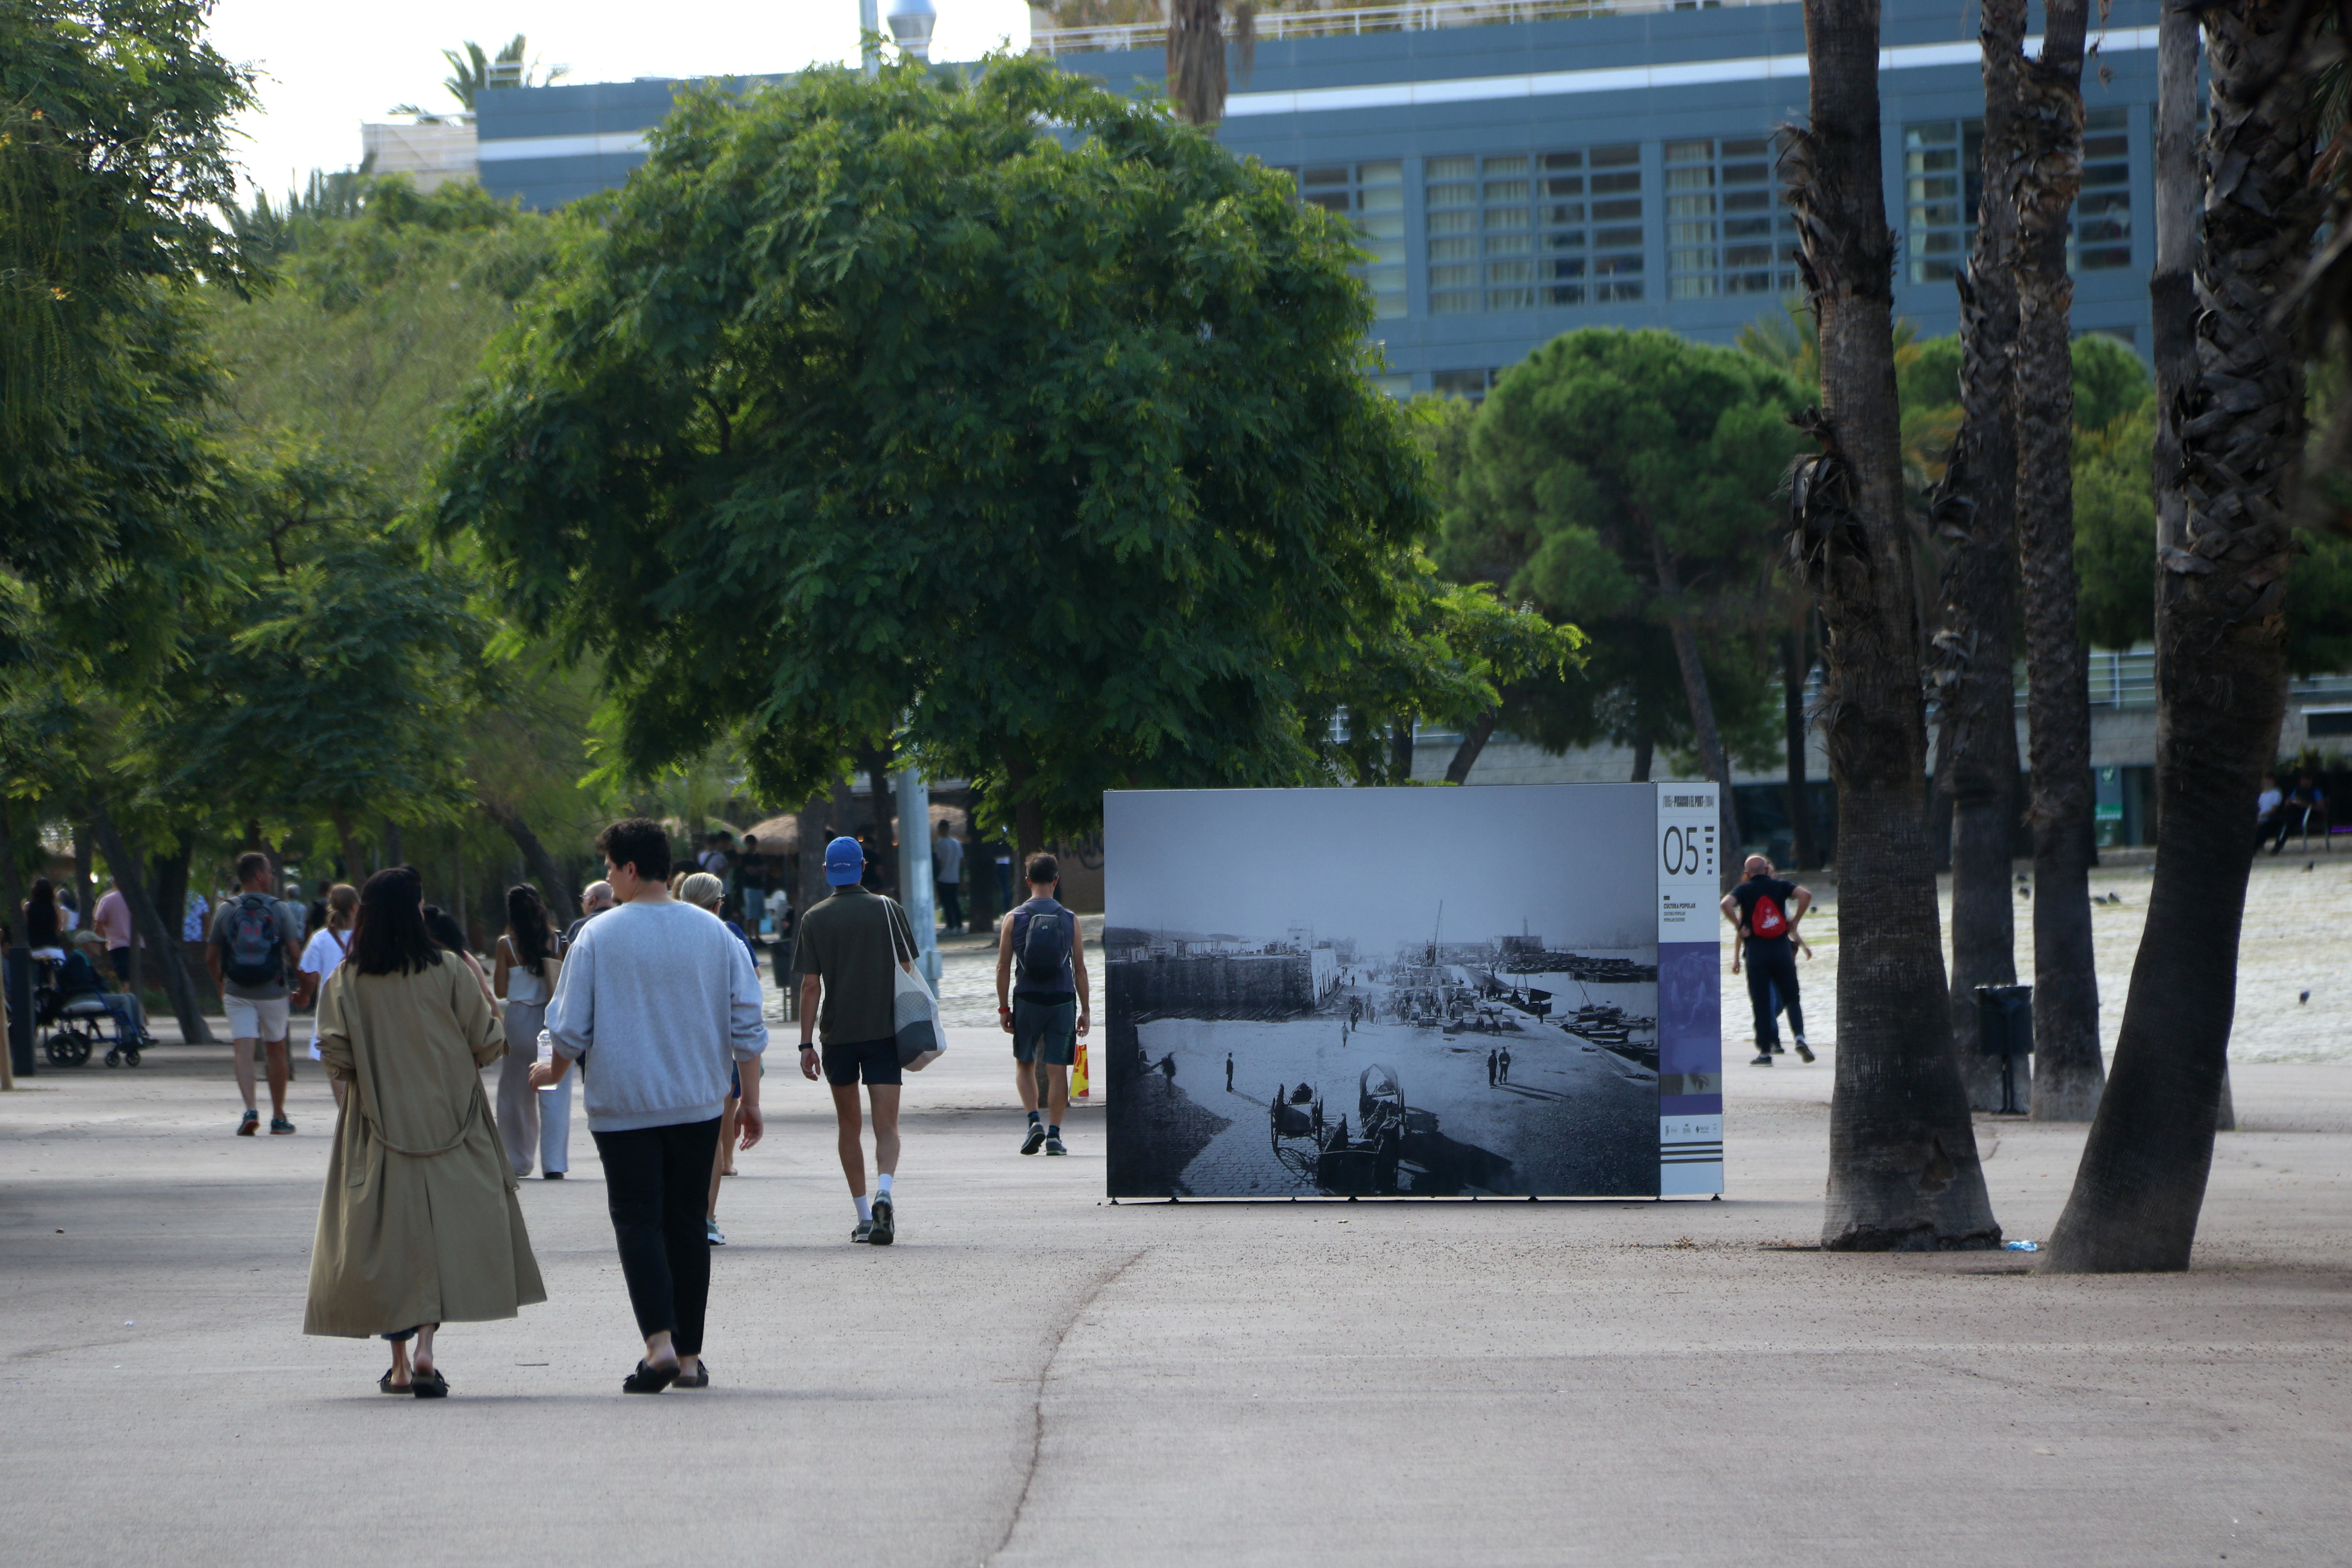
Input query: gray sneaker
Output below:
<box><xmin>1021</xmin><ymin>1122</ymin><xmax>1046</xmax><ymax>1156</ymax></box>
<box><xmin>869</xmin><ymin>1193</ymin><xmax>895</xmax><ymax>1246</ymax></box>
<box><xmin>852</xmin><ymin>1219</ymin><xmax>874</xmax><ymax>1243</ymax></box>
<box><xmin>1794</xmin><ymin>1039</ymin><xmax>1816</xmax><ymax>1063</ymax></box>
<box><xmin>1044</xmin><ymin>1135</ymin><xmax>1066</xmax><ymax>1156</ymax></box>
<box><xmin>1750</xmin><ymin>1053</ymin><xmax>1774</xmax><ymax>1066</ymax></box>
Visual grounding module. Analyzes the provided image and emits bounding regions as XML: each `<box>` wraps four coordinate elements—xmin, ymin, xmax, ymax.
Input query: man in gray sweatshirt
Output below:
<box><xmin>530</xmin><ymin>818</ymin><xmax>767</xmax><ymax>1393</ymax></box>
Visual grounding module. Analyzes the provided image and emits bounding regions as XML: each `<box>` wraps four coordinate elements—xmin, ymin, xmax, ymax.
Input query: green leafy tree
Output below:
<box><xmin>435</xmin><ymin>58</ymin><xmax>1569</xmax><ymax>855</ymax></box>
<box><xmin>0</xmin><ymin>0</ymin><xmax>257</xmax><ymax>442</ymax></box>
<box><xmin>1434</xmin><ymin>329</ymin><xmax>1809</xmax><ymax>857</ymax></box>
<box><xmin>391</xmin><ymin>34</ymin><xmax>567</xmax><ymax>121</ymax></box>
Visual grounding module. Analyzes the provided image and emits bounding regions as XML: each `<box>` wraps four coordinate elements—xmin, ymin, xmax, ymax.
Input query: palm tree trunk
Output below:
<box><xmin>1167</xmin><ymin>0</ymin><xmax>1228</xmax><ymax>126</ymax></box>
<box><xmin>1930</xmin><ymin>0</ymin><xmax>2027</xmax><ymax>1112</ymax></box>
<box><xmin>1445</xmin><ymin>711</ymin><xmax>1498</xmax><ymax>784</ymax></box>
<box><xmin>1785</xmin><ymin>0</ymin><xmax>2002</xmax><ymax>1249</ymax></box>
<box><xmin>2012</xmin><ymin>0</ymin><xmax>2103</xmax><ymax>1122</ymax></box>
<box><xmin>2148</xmin><ymin>2</ymin><xmax>2235</xmax><ymax>1134</ymax></box>
<box><xmin>1649</xmin><ymin>524</ymin><xmax>1743</xmax><ymax>875</ymax></box>
<box><xmin>2041</xmin><ymin>0</ymin><xmax>2316</xmax><ymax>1273</ymax></box>
<box><xmin>1783</xmin><ymin>623</ymin><xmax>1817</xmax><ymax>868</ymax></box>
<box><xmin>88</xmin><ymin>798</ymin><xmax>211</xmax><ymax>1044</ymax></box>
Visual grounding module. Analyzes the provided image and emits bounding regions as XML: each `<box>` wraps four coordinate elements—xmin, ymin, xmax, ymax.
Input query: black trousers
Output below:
<box><xmin>1743</xmin><ymin>941</ymin><xmax>1805</xmax><ymax>1047</ymax></box>
<box><xmin>591</xmin><ymin>1117</ymin><xmax>722</xmax><ymax>1355</ymax></box>
<box><xmin>937</xmin><ymin>881</ymin><xmax>964</xmax><ymax>932</ymax></box>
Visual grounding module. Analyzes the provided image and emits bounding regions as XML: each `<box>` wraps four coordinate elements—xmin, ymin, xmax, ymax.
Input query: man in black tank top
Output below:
<box><xmin>994</xmin><ymin>853</ymin><xmax>1091</xmax><ymax>1156</ymax></box>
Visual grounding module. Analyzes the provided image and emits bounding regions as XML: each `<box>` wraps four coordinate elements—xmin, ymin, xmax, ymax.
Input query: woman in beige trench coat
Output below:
<box><xmin>305</xmin><ymin>868</ymin><xmax>546</xmax><ymax>1396</ymax></box>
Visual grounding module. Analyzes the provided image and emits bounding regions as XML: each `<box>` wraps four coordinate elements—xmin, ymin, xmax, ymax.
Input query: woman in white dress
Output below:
<box><xmin>297</xmin><ymin>884</ymin><xmax>359</xmax><ymax>1108</ymax></box>
<box><xmin>492</xmin><ymin>884</ymin><xmax>566</xmax><ymax>1179</ymax></box>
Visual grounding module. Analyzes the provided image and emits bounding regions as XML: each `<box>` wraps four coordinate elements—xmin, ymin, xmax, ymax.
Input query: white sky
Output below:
<box><xmin>1104</xmin><ymin>787</ymin><xmax>1659</xmax><ymax>952</ymax></box>
<box><xmin>207</xmin><ymin>0</ymin><xmax>1036</xmax><ymax>202</ymax></box>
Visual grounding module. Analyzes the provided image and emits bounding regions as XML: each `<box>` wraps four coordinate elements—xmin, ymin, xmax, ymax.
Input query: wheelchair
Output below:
<box><xmin>32</xmin><ymin>958</ymin><xmax>146</xmax><ymax>1068</ymax></box>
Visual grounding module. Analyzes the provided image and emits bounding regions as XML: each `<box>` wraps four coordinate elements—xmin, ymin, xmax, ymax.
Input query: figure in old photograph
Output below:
<box><xmin>1104</xmin><ymin>786</ymin><xmax>1663</xmax><ymax>1199</ymax></box>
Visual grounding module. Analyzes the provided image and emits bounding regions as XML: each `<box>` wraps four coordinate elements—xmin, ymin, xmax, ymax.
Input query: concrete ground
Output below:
<box><xmin>3</xmin><ymin>1002</ymin><xmax>2347</xmax><ymax>1568</ymax></box>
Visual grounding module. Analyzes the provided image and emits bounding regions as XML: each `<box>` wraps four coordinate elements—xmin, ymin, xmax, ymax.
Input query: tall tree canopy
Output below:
<box><xmin>435</xmin><ymin>58</ymin><xmax>1571</xmax><ymax>848</ymax></box>
<box><xmin>1435</xmin><ymin>330</ymin><xmax>1807</xmax><ymax>836</ymax></box>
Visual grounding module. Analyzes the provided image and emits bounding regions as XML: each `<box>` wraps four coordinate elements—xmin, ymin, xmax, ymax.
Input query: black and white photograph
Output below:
<box><xmin>1104</xmin><ymin>785</ymin><xmax>1663</xmax><ymax>1199</ymax></box>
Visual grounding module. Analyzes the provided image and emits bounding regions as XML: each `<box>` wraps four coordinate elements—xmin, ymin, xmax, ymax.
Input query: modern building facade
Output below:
<box><xmin>473</xmin><ymin>0</ymin><xmax>2164</xmax><ymax>393</ymax></box>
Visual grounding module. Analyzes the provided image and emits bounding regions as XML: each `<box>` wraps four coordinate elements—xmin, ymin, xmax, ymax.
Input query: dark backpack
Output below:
<box><xmin>223</xmin><ymin>895</ymin><xmax>285</xmax><ymax>987</ymax></box>
<box><xmin>1016</xmin><ymin>905</ymin><xmax>1070</xmax><ymax>989</ymax></box>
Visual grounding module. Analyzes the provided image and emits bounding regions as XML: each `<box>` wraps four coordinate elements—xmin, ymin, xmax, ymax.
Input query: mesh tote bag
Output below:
<box><xmin>888</xmin><ymin>900</ymin><xmax>946</xmax><ymax>1071</ymax></box>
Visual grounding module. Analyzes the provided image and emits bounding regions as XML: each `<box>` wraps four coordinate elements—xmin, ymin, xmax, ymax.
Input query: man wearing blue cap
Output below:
<box><xmin>791</xmin><ymin>835</ymin><xmax>921</xmax><ymax>1244</ymax></box>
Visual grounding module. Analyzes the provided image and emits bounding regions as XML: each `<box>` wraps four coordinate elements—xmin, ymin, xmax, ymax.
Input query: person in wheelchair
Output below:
<box><xmin>59</xmin><ymin>929</ymin><xmax>150</xmax><ymax>1045</ymax></box>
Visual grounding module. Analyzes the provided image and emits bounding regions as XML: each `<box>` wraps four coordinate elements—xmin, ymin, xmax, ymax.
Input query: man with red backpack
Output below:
<box><xmin>1721</xmin><ymin>854</ymin><xmax>1814</xmax><ymax>1066</ymax></box>
<box><xmin>207</xmin><ymin>851</ymin><xmax>307</xmax><ymax>1134</ymax></box>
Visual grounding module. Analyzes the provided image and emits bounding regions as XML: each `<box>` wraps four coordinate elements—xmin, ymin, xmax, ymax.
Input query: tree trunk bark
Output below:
<box><xmin>862</xmin><ymin>743</ymin><xmax>898</xmax><ymax>895</ymax></box>
<box><xmin>1787</xmin><ymin>0</ymin><xmax>2002</xmax><ymax>1249</ymax></box>
<box><xmin>382</xmin><ymin>818</ymin><xmax>402</xmax><ymax>871</ymax></box>
<box><xmin>1931</xmin><ymin>0</ymin><xmax>2029</xmax><ymax>1112</ymax></box>
<box><xmin>2013</xmin><ymin>0</ymin><xmax>2103</xmax><ymax>1122</ymax></box>
<box><xmin>1649</xmin><ymin>523</ymin><xmax>1743</xmax><ymax>876</ymax></box>
<box><xmin>2148</xmin><ymin>0</ymin><xmax>2237</xmax><ymax>1133</ymax></box>
<box><xmin>1784</xmin><ymin>625</ymin><xmax>1817</xmax><ymax>869</ymax></box>
<box><xmin>153</xmin><ymin>833</ymin><xmax>193</xmax><ymax>970</ymax></box>
<box><xmin>1167</xmin><ymin>0</ymin><xmax>1227</xmax><ymax>125</ymax></box>
<box><xmin>2042</xmin><ymin>0</ymin><xmax>2314</xmax><ymax>1272</ymax></box>
<box><xmin>0</xmin><ymin>800</ymin><xmax>26</xmax><ymax>950</ymax></box>
<box><xmin>1445</xmin><ymin>711</ymin><xmax>1498</xmax><ymax>785</ymax></box>
<box><xmin>88</xmin><ymin>799</ymin><xmax>211</xmax><ymax>1043</ymax></box>
<box><xmin>328</xmin><ymin>809</ymin><xmax>360</xmax><ymax>886</ymax></box>
<box><xmin>1629</xmin><ymin>726</ymin><xmax>1653</xmax><ymax>783</ymax></box>
<box><xmin>70</xmin><ymin>829</ymin><xmax>92</xmax><ymax>941</ymax></box>
<box><xmin>482</xmin><ymin>799</ymin><xmax>579</xmax><ymax>924</ymax></box>
<box><xmin>1389</xmin><ymin>721</ymin><xmax>1414</xmax><ymax>783</ymax></box>
<box><xmin>1004</xmin><ymin>754</ymin><xmax>1044</xmax><ymax>867</ymax></box>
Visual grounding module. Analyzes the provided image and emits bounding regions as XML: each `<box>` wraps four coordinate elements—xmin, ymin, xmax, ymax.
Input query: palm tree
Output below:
<box><xmin>2042</xmin><ymin>0</ymin><xmax>2323</xmax><ymax>1272</ymax></box>
<box><xmin>1167</xmin><ymin>0</ymin><xmax>1258</xmax><ymax>124</ymax></box>
<box><xmin>1928</xmin><ymin>0</ymin><xmax>2026</xmax><ymax>1113</ymax></box>
<box><xmin>391</xmin><ymin>35</ymin><xmax>567</xmax><ymax>123</ymax></box>
<box><xmin>1784</xmin><ymin>0</ymin><xmax>2001</xmax><ymax>1249</ymax></box>
<box><xmin>2011</xmin><ymin>0</ymin><xmax>2103</xmax><ymax>1122</ymax></box>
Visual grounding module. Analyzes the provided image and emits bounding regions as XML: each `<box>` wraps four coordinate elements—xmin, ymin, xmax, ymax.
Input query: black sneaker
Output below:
<box><xmin>1770</xmin><ymin>1041</ymin><xmax>1786</xmax><ymax>1054</ymax></box>
<box><xmin>1044</xmin><ymin>1135</ymin><xmax>1066</xmax><ymax>1156</ymax></box>
<box><xmin>1794</xmin><ymin>1040</ymin><xmax>1816</xmax><ymax>1063</ymax></box>
<box><xmin>1750</xmin><ymin>1053</ymin><xmax>1774</xmax><ymax>1066</ymax></box>
<box><xmin>236</xmin><ymin>1109</ymin><xmax>259</xmax><ymax>1136</ymax></box>
<box><xmin>1021</xmin><ymin>1122</ymin><xmax>1046</xmax><ymax>1156</ymax></box>
<box><xmin>852</xmin><ymin>1219</ymin><xmax>874</xmax><ymax>1243</ymax></box>
<box><xmin>869</xmin><ymin>1194</ymin><xmax>895</xmax><ymax>1246</ymax></box>
<box><xmin>269</xmin><ymin>1116</ymin><xmax>296</xmax><ymax>1135</ymax></box>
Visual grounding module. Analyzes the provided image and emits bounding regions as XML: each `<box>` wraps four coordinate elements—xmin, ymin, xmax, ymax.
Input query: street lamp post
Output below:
<box><xmin>859</xmin><ymin>0</ymin><xmax>881</xmax><ymax>77</ymax></box>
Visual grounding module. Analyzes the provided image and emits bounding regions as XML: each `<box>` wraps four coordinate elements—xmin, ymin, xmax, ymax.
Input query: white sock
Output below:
<box><xmin>876</xmin><ymin>1172</ymin><xmax>894</xmax><ymax>1197</ymax></box>
<box><xmin>854</xmin><ymin>1194</ymin><xmax>872</xmax><ymax>1223</ymax></box>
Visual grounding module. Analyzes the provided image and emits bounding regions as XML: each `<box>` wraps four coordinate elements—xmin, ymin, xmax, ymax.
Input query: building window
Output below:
<box><xmin>1903</xmin><ymin>113</ymin><xmax>2132</xmax><ymax>284</ymax></box>
<box><xmin>2071</xmin><ymin>107</ymin><xmax>2132</xmax><ymax>271</ymax></box>
<box><xmin>1903</xmin><ymin>120</ymin><xmax>1983</xmax><ymax>285</ymax></box>
<box><xmin>1665</xmin><ymin>135</ymin><xmax>1798</xmax><ymax>300</ymax></box>
<box><xmin>1298</xmin><ymin>161</ymin><xmax>1408</xmax><ymax>319</ymax></box>
<box><xmin>1431</xmin><ymin>368</ymin><xmax>1501</xmax><ymax>398</ymax></box>
<box><xmin>1425</xmin><ymin>144</ymin><xmax>1642</xmax><ymax>315</ymax></box>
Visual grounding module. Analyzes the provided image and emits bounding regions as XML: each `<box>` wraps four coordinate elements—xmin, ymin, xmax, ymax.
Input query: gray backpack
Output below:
<box><xmin>1016</xmin><ymin>905</ymin><xmax>1069</xmax><ymax>989</ymax></box>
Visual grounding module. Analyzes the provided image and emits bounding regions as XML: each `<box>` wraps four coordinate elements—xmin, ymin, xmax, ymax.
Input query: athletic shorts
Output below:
<box><xmin>224</xmin><ymin>994</ymin><xmax>291</xmax><ymax>1043</ymax></box>
<box><xmin>820</xmin><ymin>1036</ymin><xmax>901</xmax><ymax>1087</ymax></box>
<box><xmin>1011</xmin><ymin>996</ymin><xmax>1077</xmax><ymax>1067</ymax></box>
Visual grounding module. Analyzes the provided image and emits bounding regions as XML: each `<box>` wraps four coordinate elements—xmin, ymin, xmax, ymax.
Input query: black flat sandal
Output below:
<box><xmin>377</xmin><ymin>1366</ymin><xmax>410</xmax><ymax>1395</ymax></box>
<box><xmin>411</xmin><ymin>1368</ymin><xmax>448</xmax><ymax>1399</ymax></box>
<box><xmin>622</xmin><ymin>1359</ymin><xmax>679</xmax><ymax>1394</ymax></box>
<box><xmin>673</xmin><ymin>1362</ymin><xmax>710</xmax><ymax>1389</ymax></box>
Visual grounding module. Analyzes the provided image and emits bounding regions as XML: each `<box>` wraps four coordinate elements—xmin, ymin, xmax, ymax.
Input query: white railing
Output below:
<box><xmin>1028</xmin><ymin>0</ymin><xmax>1755</xmax><ymax>57</ymax></box>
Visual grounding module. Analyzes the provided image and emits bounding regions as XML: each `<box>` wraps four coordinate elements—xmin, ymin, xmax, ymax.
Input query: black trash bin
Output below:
<box><xmin>1974</xmin><ymin>983</ymin><xmax>2033</xmax><ymax>1113</ymax></box>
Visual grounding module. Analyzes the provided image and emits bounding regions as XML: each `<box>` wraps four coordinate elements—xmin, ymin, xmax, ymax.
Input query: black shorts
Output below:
<box><xmin>820</xmin><ymin>1037</ymin><xmax>901</xmax><ymax>1087</ymax></box>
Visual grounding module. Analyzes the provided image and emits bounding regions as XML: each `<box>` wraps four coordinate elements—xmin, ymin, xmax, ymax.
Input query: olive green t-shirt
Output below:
<box><xmin>790</xmin><ymin>886</ymin><xmax>916</xmax><ymax>1045</ymax></box>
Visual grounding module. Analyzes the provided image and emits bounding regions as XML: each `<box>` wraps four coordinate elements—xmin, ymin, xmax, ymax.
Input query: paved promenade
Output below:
<box><xmin>3</xmin><ymin>1025</ymin><xmax>2346</xmax><ymax>1567</ymax></box>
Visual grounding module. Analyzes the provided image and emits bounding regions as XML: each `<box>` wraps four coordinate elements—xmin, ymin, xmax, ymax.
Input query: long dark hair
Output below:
<box><xmin>421</xmin><ymin>905</ymin><xmax>469</xmax><ymax>956</ymax></box>
<box><xmin>24</xmin><ymin>878</ymin><xmax>58</xmax><ymax>945</ymax></box>
<box><xmin>350</xmin><ymin>868</ymin><xmax>442</xmax><ymax>977</ymax></box>
<box><xmin>506</xmin><ymin>884</ymin><xmax>553</xmax><ymax>971</ymax></box>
